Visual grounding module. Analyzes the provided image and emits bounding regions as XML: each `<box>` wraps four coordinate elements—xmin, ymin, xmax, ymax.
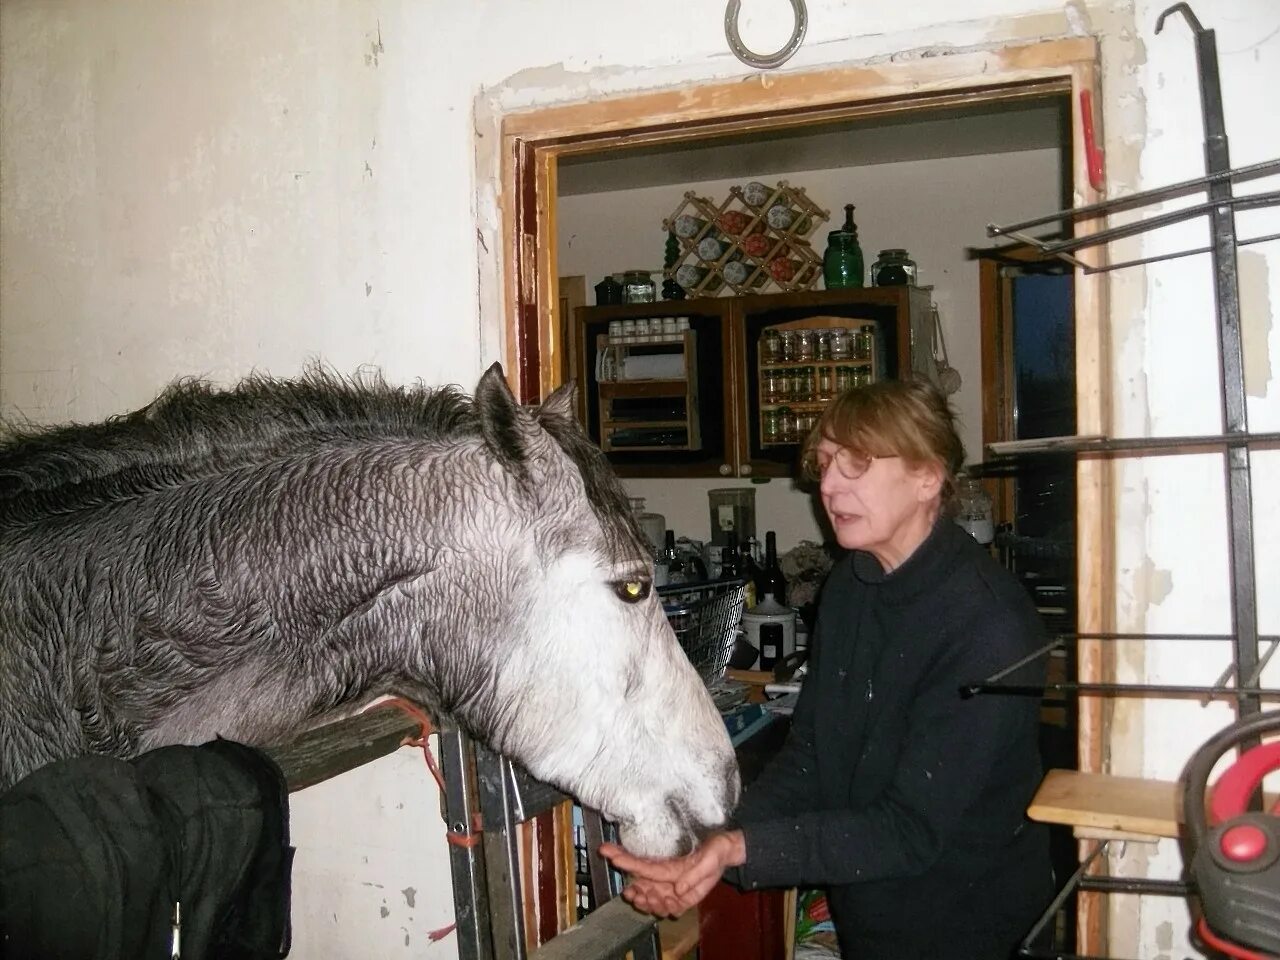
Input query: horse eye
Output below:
<box><xmin>611</xmin><ymin>579</ymin><xmax>651</xmax><ymax>603</ymax></box>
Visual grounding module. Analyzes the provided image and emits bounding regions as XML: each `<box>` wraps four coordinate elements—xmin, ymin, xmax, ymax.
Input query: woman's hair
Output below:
<box><xmin>800</xmin><ymin>377</ymin><xmax>966</xmax><ymax>505</ymax></box>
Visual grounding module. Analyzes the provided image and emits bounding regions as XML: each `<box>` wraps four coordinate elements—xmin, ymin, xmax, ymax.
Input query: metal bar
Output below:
<box><xmin>963</xmin><ymin>681</ymin><xmax>1280</xmax><ymax>699</ymax></box>
<box><xmin>1243</xmin><ymin>637</ymin><xmax>1280</xmax><ymax>689</ymax></box>
<box><xmin>988</xmin><ymin>156</ymin><xmax>1280</xmax><ymax>236</ymax></box>
<box><xmin>1081</xmin><ymin>230</ymin><xmax>1280</xmax><ymax>274</ymax></box>
<box><xmin>582</xmin><ymin>811</ymin><xmax>614</xmax><ymax>908</ymax></box>
<box><xmin>985</xmin><ymin>430</ymin><xmax>1280</xmax><ymax>458</ymax></box>
<box><xmin>1157</xmin><ymin>3</ymin><xmax>1264</xmax><ymax>728</ymax></box>
<box><xmin>1062</xmin><ymin>632</ymin><xmax>1280</xmax><ymax>643</ymax></box>
<box><xmin>1022</xmin><ymin>191</ymin><xmax>1280</xmax><ymax>256</ymax></box>
<box><xmin>1077</xmin><ymin>875</ymin><xmax>1193</xmax><ymax>896</ymax></box>
<box><xmin>983</xmin><ymin>637</ymin><xmax>1067</xmax><ymax>685</ymax></box>
<box><xmin>1017</xmin><ymin>839</ymin><xmax>1110</xmax><ymax>960</ymax></box>
<box><xmin>1017</xmin><ymin>839</ymin><xmax>1197</xmax><ymax>960</ymax></box>
<box><xmin>476</xmin><ymin>743</ymin><xmax>529</xmax><ymax>960</ymax></box>
<box><xmin>440</xmin><ymin>729</ymin><xmax>495</xmax><ymax>960</ymax></box>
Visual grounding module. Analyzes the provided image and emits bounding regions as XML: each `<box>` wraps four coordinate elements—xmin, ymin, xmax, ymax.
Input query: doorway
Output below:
<box><xmin>481</xmin><ymin>35</ymin><xmax>1113</xmax><ymax>951</ymax></box>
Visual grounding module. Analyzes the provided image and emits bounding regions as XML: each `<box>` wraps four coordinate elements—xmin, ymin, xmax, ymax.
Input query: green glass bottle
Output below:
<box><xmin>823</xmin><ymin>203</ymin><xmax>865</xmax><ymax>289</ymax></box>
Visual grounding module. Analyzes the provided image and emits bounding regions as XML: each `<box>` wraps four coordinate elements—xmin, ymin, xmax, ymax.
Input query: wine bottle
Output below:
<box><xmin>719</xmin><ymin>532</ymin><xmax>741</xmax><ymax>580</ymax></box>
<box><xmin>759</xmin><ymin>623</ymin><xmax>782</xmax><ymax>671</ymax></box>
<box><xmin>663</xmin><ymin>530</ymin><xmax>687</xmax><ymax>585</ymax></box>
<box><xmin>739</xmin><ymin>538</ymin><xmax>761</xmax><ymax>608</ymax></box>
<box><xmin>754</xmin><ymin>530</ymin><xmax>787</xmax><ymax>605</ymax></box>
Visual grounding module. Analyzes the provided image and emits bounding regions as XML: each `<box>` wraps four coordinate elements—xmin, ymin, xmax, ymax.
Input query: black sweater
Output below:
<box><xmin>729</xmin><ymin>519</ymin><xmax>1052</xmax><ymax>959</ymax></box>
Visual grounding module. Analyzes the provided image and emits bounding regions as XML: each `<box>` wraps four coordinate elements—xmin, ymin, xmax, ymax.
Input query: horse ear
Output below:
<box><xmin>536</xmin><ymin>380</ymin><xmax>578</xmax><ymax>425</ymax></box>
<box><xmin>475</xmin><ymin>362</ymin><xmax>529</xmax><ymax>467</ymax></box>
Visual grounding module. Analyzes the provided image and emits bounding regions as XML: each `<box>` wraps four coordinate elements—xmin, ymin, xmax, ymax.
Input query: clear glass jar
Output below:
<box><xmin>817</xmin><ymin>365</ymin><xmax>834</xmax><ymax>399</ymax></box>
<box><xmin>775</xmin><ymin>368</ymin><xmax>792</xmax><ymax>402</ymax></box>
<box><xmin>761</xmin><ymin>368</ymin><xmax>781</xmax><ymax>404</ymax></box>
<box><xmin>816</xmin><ymin>330</ymin><xmax>832</xmax><ymax>361</ymax></box>
<box><xmin>855</xmin><ymin>325</ymin><xmax>875</xmax><ymax>361</ymax></box>
<box><xmin>794</xmin><ymin>366</ymin><xmax>815</xmax><ymax>402</ymax></box>
<box><xmin>835</xmin><ymin>365</ymin><xmax>856</xmax><ymax>393</ymax></box>
<box><xmin>796</xmin><ymin>330</ymin><xmax>816</xmax><ymax>361</ymax></box>
<box><xmin>762</xmin><ymin>408</ymin><xmax>782</xmax><ymax>444</ymax></box>
<box><xmin>779</xmin><ymin>331</ymin><xmax>798</xmax><ymax>363</ymax></box>
<box><xmin>829</xmin><ymin>327</ymin><xmax>850</xmax><ymax>360</ymax></box>
<box><xmin>622</xmin><ymin>270</ymin><xmax>656</xmax><ymax>303</ymax></box>
<box><xmin>760</xmin><ymin>328</ymin><xmax>782</xmax><ymax>364</ymax></box>
<box><xmin>871</xmin><ymin>249</ymin><xmax>918</xmax><ymax>287</ymax></box>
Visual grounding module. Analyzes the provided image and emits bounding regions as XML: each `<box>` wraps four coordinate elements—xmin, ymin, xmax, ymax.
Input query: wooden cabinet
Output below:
<box><xmin>571</xmin><ymin>287</ymin><xmax>933</xmax><ymax>479</ymax></box>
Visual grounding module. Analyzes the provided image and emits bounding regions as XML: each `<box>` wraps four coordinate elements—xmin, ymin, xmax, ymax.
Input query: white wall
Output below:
<box><xmin>4</xmin><ymin>0</ymin><xmax>1279</xmax><ymax>956</ymax></box>
<box><xmin>558</xmin><ymin>150</ymin><xmax>1063</xmax><ymax>549</ymax></box>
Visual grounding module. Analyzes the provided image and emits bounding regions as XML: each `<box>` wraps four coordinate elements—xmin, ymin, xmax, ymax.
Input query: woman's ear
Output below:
<box><xmin>914</xmin><ymin>461</ymin><xmax>945</xmax><ymax>502</ymax></box>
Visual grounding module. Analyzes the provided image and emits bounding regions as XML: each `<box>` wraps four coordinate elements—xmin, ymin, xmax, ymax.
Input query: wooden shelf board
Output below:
<box><xmin>1028</xmin><ymin>769</ymin><xmax>1181</xmax><ymax>839</ymax></box>
<box><xmin>759</xmin><ymin>358</ymin><xmax>874</xmax><ymax>368</ymax></box>
<box><xmin>658</xmin><ymin>910</ymin><xmax>700</xmax><ymax>960</ymax></box>
<box><xmin>603</xmin><ymin>420</ymin><xmax>690</xmax><ymax>429</ymax></box>
<box><xmin>599</xmin><ymin>381</ymin><xmax>689</xmax><ymax>399</ymax></box>
<box><xmin>603</xmin><ymin>445</ymin><xmax>700</xmax><ymax>453</ymax></box>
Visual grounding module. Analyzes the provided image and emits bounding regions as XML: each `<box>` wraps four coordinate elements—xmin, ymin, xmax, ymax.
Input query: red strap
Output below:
<box><xmin>365</xmin><ymin>697</ymin><xmax>484</xmax><ymax>849</ymax></box>
<box><xmin>367</xmin><ymin>697</ymin><xmax>448</xmax><ymax>793</ymax></box>
<box><xmin>1209</xmin><ymin>741</ymin><xmax>1280</xmax><ymax>823</ymax></box>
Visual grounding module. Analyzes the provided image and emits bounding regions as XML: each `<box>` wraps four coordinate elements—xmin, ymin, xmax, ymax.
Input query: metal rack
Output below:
<box><xmin>968</xmin><ymin>4</ymin><xmax>1280</xmax><ymax>957</ymax></box>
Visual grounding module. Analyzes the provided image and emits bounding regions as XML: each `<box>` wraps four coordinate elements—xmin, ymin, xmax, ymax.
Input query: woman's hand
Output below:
<box><xmin>599</xmin><ymin>830</ymin><xmax>747</xmax><ymax>918</ymax></box>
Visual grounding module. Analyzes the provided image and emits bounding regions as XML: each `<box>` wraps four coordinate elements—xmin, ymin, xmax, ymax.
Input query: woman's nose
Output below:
<box><xmin>818</xmin><ymin>461</ymin><xmax>840</xmax><ymax>493</ymax></box>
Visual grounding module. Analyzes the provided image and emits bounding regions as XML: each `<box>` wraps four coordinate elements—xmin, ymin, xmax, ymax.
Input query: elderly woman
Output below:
<box><xmin>603</xmin><ymin>378</ymin><xmax>1052</xmax><ymax>959</ymax></box>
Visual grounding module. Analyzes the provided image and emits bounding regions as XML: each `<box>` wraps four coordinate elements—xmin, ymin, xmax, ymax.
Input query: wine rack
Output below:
<box><xmin>662</xmin><ymin>181</ymin><xmax>829</xmax><ymax>298</ymax></box>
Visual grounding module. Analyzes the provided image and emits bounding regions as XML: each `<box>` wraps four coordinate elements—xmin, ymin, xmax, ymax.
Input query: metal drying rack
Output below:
<box><xmin>965</xmin><ymin>5</ymin><xmax>1280</xmax><ymax>958</ymax></box>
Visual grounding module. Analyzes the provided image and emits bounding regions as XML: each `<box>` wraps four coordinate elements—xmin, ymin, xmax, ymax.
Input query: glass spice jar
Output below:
<box><xmin>796</xmin><ymin>330</ymin><xmax>816</xmax><ymax>361</ymax></box>
<box><xmin>817</xmin><ymin>365</ymin><xmax>834</xmax><ymax>399</ymax></box>
<box><xmin>829</xmin><ymin>327</ymin><xmax>850</xmax><ymax>360</ymax></box>
<box><xmin>761</xmin><ymin>368</ymin><xmax>781</xmax><ymax>404</ymax></box>
<box><xmin>816</xmin><ymin>330</ymin><xmax>832</xmax><ymax>361</ymax></box>
<box><xmin>762</xmin><ymin>408</ymin><xmax>782</xmax><ymax>444</ymax></box>
<box><xmin>760</xmin><ymin>328</ymin><xmax>782</xmax><ymax>364</ymax></box>
<box><xmin>775</xmin><ymin>368</ymin><xmax>792</xmax><ymax>402</ymax></box>
<box><xmin>855</xmin><ymin>325</ymin><xmax>875</xmax><ymax>360</ymax></box>
<box><xmin>779</xmin><ymin>331</ymin><xmax>798</xmax><ymax>363</ymax></box>
<box><xmin>795</xmin><ymin>366</ymin><xmax>815</xmax><ymax>402</ymax></box>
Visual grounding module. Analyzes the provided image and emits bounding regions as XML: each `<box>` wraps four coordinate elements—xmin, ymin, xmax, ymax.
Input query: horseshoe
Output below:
<box><xmin>724</xmin><ymin>0</ymin><xmax>808</xmax><ymax>70</ymax></box>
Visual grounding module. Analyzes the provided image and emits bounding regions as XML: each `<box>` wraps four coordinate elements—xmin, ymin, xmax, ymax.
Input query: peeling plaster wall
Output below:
<box><xmin>3</xmin><ymin>0</ymin><xmax>1277</xmax><ymax>956</ymax></box>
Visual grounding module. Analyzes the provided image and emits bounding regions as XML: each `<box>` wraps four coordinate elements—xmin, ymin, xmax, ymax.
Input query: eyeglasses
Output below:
<box><xmin>801</xmin><ymin>447</ymin><xmax>892</xmax><ymax>482</ymax></box>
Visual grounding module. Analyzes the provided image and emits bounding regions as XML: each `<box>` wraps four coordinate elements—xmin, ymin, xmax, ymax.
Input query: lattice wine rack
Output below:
<box><xmin>662</xmin><ymin>181</ymin><xmax>829</xmax><ymax>297</ymax></box>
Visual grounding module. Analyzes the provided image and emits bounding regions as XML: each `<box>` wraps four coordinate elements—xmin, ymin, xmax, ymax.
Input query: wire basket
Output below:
<box><xmin>659</xmin><ymin>578</ymin><xmax>747</xmax><ymax>686</ymax></box>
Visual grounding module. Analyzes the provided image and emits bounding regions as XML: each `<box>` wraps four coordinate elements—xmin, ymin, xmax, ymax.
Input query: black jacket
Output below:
<box><xmin>730</xmin><ymin>519</ymin><xmax>1051</xmax><ymax>959</ymax></box>
<box><xmin>1</xmin><ymin>739</ymin><xmax>292</xmax><ymax>960</ymax></box>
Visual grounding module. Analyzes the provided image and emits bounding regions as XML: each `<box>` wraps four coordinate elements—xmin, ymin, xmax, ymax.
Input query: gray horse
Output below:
<box><xmin>0</xmin><ymin>363</ymin><xmax>738</xmax><ymax>857</ymax></box>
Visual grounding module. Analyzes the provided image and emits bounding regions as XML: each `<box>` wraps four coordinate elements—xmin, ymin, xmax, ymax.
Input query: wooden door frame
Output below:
<box><xmin>484</xmin><ymin>35</ymin><xmax>1113</xmax><ymax>951</ymax></box>
<box><xmin>978</xmin><ymin>242</ymin><xmax>1075</xmax><ymax>525</ymax></box>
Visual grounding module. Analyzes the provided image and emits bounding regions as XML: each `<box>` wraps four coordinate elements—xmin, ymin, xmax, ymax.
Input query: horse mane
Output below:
<box><xmin>0</xmin><ymin>368</ymin><xmax>481</xmax><ymax>521</ymax></box>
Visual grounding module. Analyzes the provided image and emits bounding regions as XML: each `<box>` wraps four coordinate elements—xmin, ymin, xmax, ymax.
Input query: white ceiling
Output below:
<box><xmin>558</xmin><ymin>98</ymin><xmax>1069</xmax><ymax>197</ymax></box>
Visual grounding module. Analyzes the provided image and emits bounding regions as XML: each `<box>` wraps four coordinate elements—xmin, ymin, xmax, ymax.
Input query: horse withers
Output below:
<box><xmin>0</xmin><ymin>363</ymin><xmax>739</xmax><ymax>857</ymax></box>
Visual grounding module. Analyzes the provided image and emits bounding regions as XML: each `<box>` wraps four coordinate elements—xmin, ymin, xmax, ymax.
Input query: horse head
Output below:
<box><xmin>0</xmin><ymin>364</ymin><xmax>739</xmax><ymax>857</ymax></box>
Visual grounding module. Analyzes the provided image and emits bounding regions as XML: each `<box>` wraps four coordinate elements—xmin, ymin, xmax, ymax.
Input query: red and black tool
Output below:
<box><xmin>1183</xmin><ymin>710</ymin><xmax>1280</xmax><ymax>959</ymax></box>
